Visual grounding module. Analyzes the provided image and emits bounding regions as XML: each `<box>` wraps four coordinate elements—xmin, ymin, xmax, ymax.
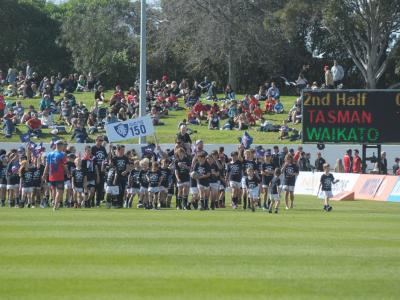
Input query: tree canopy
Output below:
<box><xmin>0</xmin><ymin>0</ymin><xmax>399</xmax><ymax>90</ymax></box>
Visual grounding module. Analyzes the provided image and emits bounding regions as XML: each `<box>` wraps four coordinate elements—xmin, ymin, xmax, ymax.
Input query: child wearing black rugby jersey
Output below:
<box><xmin>193</xmin><ymin>152</ymin><xmax>211</xmax><ymax>210</ymax></box>
<box><xmin>282</xmin><ymin>154</ymin><xmax>299</xmax><ymax>210</ymax></box>
<box><xmin>138</xmin><ymin>158</ymin><xmax>150</xmax><ymax>209</ymax></box>
<box><xmin>241</xmin><ymin>149</ymin><xmax>258</xmax><ymax>210</ymax></box>
<box><xmin>19</xmin><ymin>160</ymin><xmax>34</xmax><ymax>208</ymax></box>
<box><xmin>319</xmin><ymin>163</ymin><xmax>339</xmax><ymax>212</ymax></box>
<box><xmin>268</xmin><ymin>168</ymin><xmax>281</xmax><ymax>214</ymax></box>
<box><xmin>72</xmin><ymin>157</ymin><xmax>87</xmax><ymax>208</ymax></box>
<box><xmin>0</xmin><ymin>155</ymin><xmax>7</xmax><ymax>207</ymax></box>
<box><xmin>31</xmin><ymin>157</ymin><xmax>43</xmax><ymax>208</ymax></box>
<box><xmin>261</xmin><ymin>151</ymin><xmax>275</xmax><ymax>209</ymax></box>
<box><xmin>146</xmin><ymin>161</ymin><xmax>164</xmax><ymax>210</ymax></box>
<box><xmin>174</xmin><ymin>148</ymin><xmax>191</xmax><ymax>210</ymax></box>
<box><xmin>207</xmin><ymin>153</ymin><xmax>221</xmax><ymax>210</ymax></box>
<box><xmin>245</xmin><ymin>167</ymin><xmax>260</xmax><ymax>212</ymax></box>
<box><xmin>126</xmin><ymin>160</ymin><xmax>141</xmax><ymax>208</ymax></box>
<box><xmin>159</xmin><ymin>159</ymin><xmax>172</xmax><ymax>208</ymax></box>
<box><xmin>226</xmin><ymin>151</ymin><xmax>242</xmax><ymax>209</ymax></box>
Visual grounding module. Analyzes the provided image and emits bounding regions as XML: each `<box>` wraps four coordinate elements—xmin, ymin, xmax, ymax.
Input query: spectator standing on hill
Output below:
<box><xmin>331</xmin><ymin>60</ymin><xmax>345</xmax><ymax>88</ymax></box>
<box><xmin>352</xmin><ymin>149</ymin><xmax>362</xmax><ymax>173</ymax></box>
<box><xmin>343</xmin><ymin>149</ymin><xmax>353</xmax><ymax>173</ymax></box>
<box><xmin>315</xmin><ymin>152</ymin><xmax>326</xmax><ymax>172</ymax></box>
<box><xmin>324</xmin><ymin>66</ymin><xmax>334</xmax><ymax>89</ymax></box>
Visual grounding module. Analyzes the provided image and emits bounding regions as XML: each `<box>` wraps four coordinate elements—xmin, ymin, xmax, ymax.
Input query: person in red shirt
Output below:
<box><xmin>352</xmin><ymin>149</ymin><xmax>362</xmax><ymax>173</ymax></box>
<box><xmin>293</xmin><ymin>146</ymin><xmax>303</xmax><ymax>163</ymax></box>
<box><xmin>343</xmin><ymin>149</ymin><xmax>353</xmax><ymax>173</ymax></box>
<box><xmin>42</xmin><ymin>140</ymin><xmax>69</xmax><ymax>210</ymax></box>
<box><xmin>26</xmin><ymin>114</ymin><xmax>42</xmax><ymax>137</ymax></box>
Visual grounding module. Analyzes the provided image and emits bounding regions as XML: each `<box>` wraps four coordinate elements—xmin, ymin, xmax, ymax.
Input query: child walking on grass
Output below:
<box><xmin>268</xmin><ymin>168</ymin><xmax>281</xmax><ymax>214</ymax></box>
<box><xmin>319</xmin><ymin>163</ymin><xmax>339</xmax><ymax>212</ymax></box>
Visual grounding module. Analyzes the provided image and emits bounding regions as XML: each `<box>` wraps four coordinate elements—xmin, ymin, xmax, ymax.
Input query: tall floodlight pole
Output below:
<box><xmin>139</xmin><ymin>0</ymin><xmax>147</xmax><ymax>144</ymax></box>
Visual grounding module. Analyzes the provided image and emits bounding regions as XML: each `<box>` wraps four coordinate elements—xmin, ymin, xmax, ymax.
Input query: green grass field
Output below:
<box><xmin>0</xmin><ymin>196</ymin><xmax>399</xmax><ymax>300</ymax></box>
<box><xmin>1</xmin><ymin>92</ymin><xmax>300</xmax><ymax>144</ymax></box>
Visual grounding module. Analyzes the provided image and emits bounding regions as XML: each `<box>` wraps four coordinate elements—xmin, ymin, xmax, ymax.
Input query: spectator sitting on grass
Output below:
<box><xmin>106</xmin><ymin>112</ymin><xmax>118</xmax><ymax>124</ymax></box>
<box><xmin>186</xmin><ymin>90</ymin><xmax>199</xmax><ymax>108</ymax></box>
<box><xmin>21</xmin><ymin>105</ymin><xmax>37</xmax><ymax>123</ymax></box>
<box><xmin>234</xmin><ymin>113</ymin><xmax>249</xmax><ymax>130</ymax></box>
<box><xmin>279</xmin><ymin>120</ymin><xmax>289</xmax><ymax>140</ymax></box>
<box><xmin>255</xmin><ymin>85</ymin><xmax>267</xmax><ymax>101</ymax></box>
<box><xmin>76</xmin><ymin>75</ymin><xmax>86</xmax><ymax>92</ymax></box>
<box><xmin>151</xmin><ymin>107</ymin><xmax>164</xmax><ymax>126</ymax></box>
<box><xmin>0</xmin><ymin>92</ymin><xmax>5</xmax><ymax>118</ymax></box>
<box><xmin>40</xmin><ymin>109</ymin><xmax>53</xmax><ymax>128</ymax></box>
<box><xmin>206</xmin><ymin>81</ymin><xmax>218</xmax><ymax>101</ymax></box>
<box><xmin>224</xmin><ymin>84</ymin><xmax>235</xmax><ymax>100</ymax></box>
<box><xmin>26</xmin><ymin>114</ymin><xmax>42</xmax><ymax>138</ymax></box>
<box><xmin>95</xmin><ymin>85</ymin><xmax>105</xmax><ymax>103</ymax></box>
<box><xmin>39</xmin><ymin>94</ymin><xmax>52</xmax><ymax>112</ymax></box>
<box><xmin>187</xmin><ymin>112</ymin><xmax>200</xmax><ymax>125</ymax></box>
<box><xmin>222</xmin><ymin>117</ymin><xmax>235</xmax><ymax>130</ymax></box>
<box><xmin>227</xmin><ymin>101</ymin><xmax>238</xmax><ymax>118</ymax></box>
<box><xmin>70</xmin><ymin>120</ymin><xmax>88</xmax><ymax>143</ymax></box>
<box><xmin>267</xmin><ymin>82</ymin><xmax>280</xmax><ymax>100</ymax></box>
<box><xmin>13</xmin><ymin>101</ymin><xmax>24</xmax><ymax>123</ymax></box>
<box><xmin>170</xmin><ymin>81</ymin><xmax>181</xmax><ymax>97</ymax></box>
<box><xmin>208</xmin><ymin>112</ymin><xmax>220</xmax><ymax>130</ymax></box>
<box><xmin>3</xmin><ymin>113</ymin><xmax>15</xmax><ymax>138</ymax></box>
<box><xmin>61</xmin><ymin>100</ymin><xmax>72</xmax><ymax>126</ymax></box>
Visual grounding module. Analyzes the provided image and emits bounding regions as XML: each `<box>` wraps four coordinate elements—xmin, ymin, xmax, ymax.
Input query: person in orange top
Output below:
<box><xmin>343</xmin><ymin>149</ymin><xmax>353</xmax><ymax>173</ymax></box>
<box><xmin>293</xmin><ymin>146</ymin><xmax>303</xmax><ymax>163</ymax></box>
<box><xmin>352</xmin><ymin>149</ymin><xmax>362</xmax><ymax>173</ymax></box>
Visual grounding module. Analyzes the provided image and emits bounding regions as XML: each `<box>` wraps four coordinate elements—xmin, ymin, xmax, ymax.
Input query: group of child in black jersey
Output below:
<box><xmin>0</xmin><ymin>136</ymin><xmax>339</xmax><ymax>212</ymax></box>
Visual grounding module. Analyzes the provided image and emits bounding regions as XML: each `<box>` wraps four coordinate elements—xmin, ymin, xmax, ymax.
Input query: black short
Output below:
<box><xmin>168</xmin><ymin>186</ymin><xmax>175</xmax><ymax>196</ymax></box>
<box><xmin>50</xmin><ymin>181</ymin><xmax>64</xmax><ymax>190</ymax></box>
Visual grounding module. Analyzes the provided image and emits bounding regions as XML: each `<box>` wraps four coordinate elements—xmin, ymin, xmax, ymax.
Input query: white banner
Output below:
<box><xmin>105</xmin><ymin>116</ymin><xmax>155</xmax><ymax>143</ymax></box>
<box><xmin>295</xmin><ymin>171</ymin><xmax>360</xmax><ymax>197</ymax></box>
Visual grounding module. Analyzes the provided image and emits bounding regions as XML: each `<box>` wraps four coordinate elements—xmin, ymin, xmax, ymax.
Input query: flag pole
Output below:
<box><xmin>139</xmin><ymin>0</ymin><xmax>147</xmax><ymax>145</ymax></box>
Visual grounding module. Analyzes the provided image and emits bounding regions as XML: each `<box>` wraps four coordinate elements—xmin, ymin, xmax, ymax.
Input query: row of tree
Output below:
<box><xmin>0</xmin><ymin>0</ymin><xmax>399</xmax><ymax>91</ymax></box>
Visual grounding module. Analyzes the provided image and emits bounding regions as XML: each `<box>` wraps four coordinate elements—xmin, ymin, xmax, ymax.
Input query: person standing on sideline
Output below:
<box><xmin>331</xmin><ymin>60</ymin><xmax>344</xmax><ymax>88</ymax></box>
<box><xmin>352</xmin><ymin>149</ymin><xmax>362</xmax><ymax>173</ymax></box>
<box><xmin>378</xmin><ymin>151</ymin><xmax>388</xmax><ymax>174</ymax></box>
<box><xmin>314</xmin><ymin>152</ymin><xmax>326</xmax><ymax>172</ymax></box>
<box><xmin>324</xmin><ymin>66</ymin><xmax>334</xmax><ymax>89</ymax></box>
<box><xmin>42</xmin><ymin>140</ymin><xmax>68</xmax><ymax>211</ymax></box>
<box><xmin>393</xmin><ymin>158</ymin><xmax>400</xmax><ymax>175</ymax></box>
<box><xmin>343</xmin><ymin>149</ymin><xmax>353</xmax><ymax>173</ymax></box>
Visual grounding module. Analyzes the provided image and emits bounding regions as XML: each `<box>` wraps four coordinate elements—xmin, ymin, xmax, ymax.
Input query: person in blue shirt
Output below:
<box><xmin>267</xmin><ymin>82</ymin><xmax>280</xmax><ymax>100</ymax></box>
<box><xmin>39</xmin><ymin>94</ymin><xmax>52</xmax><ymax>112</ymax></box>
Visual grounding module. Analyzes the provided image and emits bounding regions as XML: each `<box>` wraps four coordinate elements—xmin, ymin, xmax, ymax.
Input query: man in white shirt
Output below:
<box><xmin>331</xmin><ymin>60</ymin><xmax>344</xmax><ymax>87</ymax></box>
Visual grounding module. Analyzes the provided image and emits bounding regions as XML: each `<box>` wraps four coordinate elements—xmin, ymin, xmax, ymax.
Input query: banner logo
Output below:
<box><xmin>114</xmin><ymin>124</ymin><xmax>129</xmax><ymax>138</ymax></box>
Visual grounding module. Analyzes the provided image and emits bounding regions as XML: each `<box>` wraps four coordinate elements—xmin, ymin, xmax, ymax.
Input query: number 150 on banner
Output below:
<box><xmin>105</xmin><ymin>116</ymin><xmax>155</xmax><ymax>142</ymax></box>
